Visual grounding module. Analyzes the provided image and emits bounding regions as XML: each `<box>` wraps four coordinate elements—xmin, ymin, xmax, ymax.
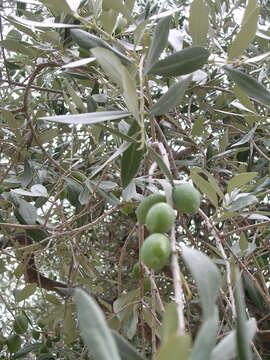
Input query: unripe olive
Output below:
<box><xmin>173</xmin><ymin>184</ymin><xmax>200</xmax><ymax>214</ymax></box>
<box><xmin>136</xmin><ymin>193</ymin><xmax>166</xmax><ymax>224</ymax></box>
<box><xmin>141</xmin><ymin>233</ymin><xmax>171</xmax><ymax>271</ymax></box>
<box><xmin>146</xmin><ymin>202</ymin><xmax>175</xmax><ymax>233</ymax></box>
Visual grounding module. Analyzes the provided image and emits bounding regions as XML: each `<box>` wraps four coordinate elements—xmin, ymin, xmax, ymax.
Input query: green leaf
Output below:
<box><xmin>162</xmin><ymin>303</ymin><xmax>178</xmax><ymax>343</ymax></box>
<box><xmin>91</xmin><ymin>47</ymin><xmax>123</xmax><ymax>88</ymax></box>
<box><xmin>121</xmin><ymin>121</ymin><xmax>144</xmax><ymax>188</ymax></box>
<box><xmin>228</xmin><ymin>0</ymin><xmax>259</xmax><ymax>59</ymax></box>
<box><xmin>243</xmin><ymin>273</ymin><xmax>264</xmax><ymax>310</ymax></box>
<box><xmin>227</xmin><ymin>172</ymin><xmax>257</xmax><ymax>194</ymax></box>
<box><xmin>89</xmin><ymin>0</ymin><xmax>102</xmax><ymax>17</ymax></box>
<box><xmin>12</xmin><ymin>343</ymin><xmax>42</xmax><ymax>359</ymax></box>
<box><xmin>101</xmin><ymin>9</ymin><xmax>118</xmax><ymax>34</ymax></box>
<box><xmin>62</xmin><ymin>57</ymin><xmax>96</xmax><ymax>69</ymax></box>
<box><xmin>14</xmin><ymin>199</ymin><xmax>37</xmax><ymax>225</ymax></box>
<box><xmin>191</xmin><ymin>172</ymin><xmax>218</xmax><ymax>208</ymax></box>
<box><xmin>64</xmin><ymin>79</ymin><xmax>86</xmax><ymax>112</ymax></box>
<box><xmin>211</xmin><ymin>318</ymin><xmax>257</xmax><ymax>360</ymax></box>
<box><xmin>108</xmin><ymin>0</ymin><xmax>133</xmax><ymax>23</ymax></box>
<box><xmin>122</xmin><ymin>67</ymin><xmax>139</xmax><ymax>120</ymax></box>
<box><xmin>12</xmin><ymin>185</ymin><xmax>48</xmax><ymax>198</ymax></box>
<box><xmin>182</xmin><ymin>246</ymin><xmax>221</xmax><ymax>319</ymax></box>
<box><xmin>227</xmin><ymin>194</ymin><xmax>257</xmax><ymax>212</ymax></box>
<box><xmin>189</xmin><ymin>0</ymin><xmax>209</xmax><ymax>46</ymax></box>
<box><xmin>224</xmin><ymin>66</ymin><xmax>270</xmax><ymax>106</ymax></box>
<box><xmin>73</xmin><ymin>288</ymin><xmax>121</xmax><ymax>360</ymax></box>
<box><xmin>155</xmin><ymin>334</ymin><xmax>191</xmax><ymax>360</ymax></box>
<box><xmin>190</xmin><ymin>308</ymin><xmax>219</xmax><ymax>360</ymax></box>
<box><xmin>64</xmin><ymin>305</ymin><xmax>77</xmax><ymax>344</ymax></box>
<box><xmin>235</xmin><ymin>269</ymin><xmax>253</xmax><ymax>360</ymax></box>
<box><xmin>148</xmin><ymin>146</ymin><xmax>174</xmax><ymax>184</ymax></box>
<box><xmin>144</xmin><ymin>16</ymin><xmax>171</xmax><ymax>74</ymax></box>
<box><xmin>90</xmin><ymin>142</ymin><xmax>130</xmax><ymax>179</ymax></box>
<box><xmin>150</xmin><ymin>76</ymin><xmax>191</xmax><ymax>116</ymax></box>
<box><xmin>234</xmin><ymin>85</ymin><xmax>256</xmax><ymax>113</ymax></box>
<box><xmin>149</xmin><ymin>46</ymin><xmax>209</xmax><ymax>77</ymax></box>
<box><xmin>191</xmin><ymin>115</ymin><xmax>206</xmax><ymax>137</ymax></box>
<box><xmin>40</xmin><ymin>0</ymin><xmax>76</xmax><ymax>14</ymax></box>
<box><xmin>40</xmin><ymin>111</ymin><xmax>130</xmax><ymax>125</ymax></box>
<box><xmin>10</xmin><ymin>14</ymin><xmax>81</xmax><ymax>28</ymax></box>
<box><xmin>14</xmin><ymin>284</ymin><xmax>37</xmax><ymax>302</ymax></box>
<box><xmin>71</xmin><ymin>29</ymin><xmax>132</xmax><ymax>65</ymax></box>
<box><xmin>122</xmin><ymin>305</ymin><xmax>138</xmax><ymax>340</ymax></box>
<box><xmin>0</xmin><ymin>39</ymin><xmax>35</xmax><ymax>57</ymax></box>
<box><xmin>111</xmin><ymin>330</ymin><xmax>144</xmax><ymax>360</ymax></box>
<box><xmin>239</xmin><ymin>232</ymin><xmax>248</xmax><ymax>253</ymax></box>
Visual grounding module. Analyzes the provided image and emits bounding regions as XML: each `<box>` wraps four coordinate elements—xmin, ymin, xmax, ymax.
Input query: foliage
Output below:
<box><xmin>0</xmin><ymin>0</ymin><xmax>269</xmax><ymax>359</ymax></box>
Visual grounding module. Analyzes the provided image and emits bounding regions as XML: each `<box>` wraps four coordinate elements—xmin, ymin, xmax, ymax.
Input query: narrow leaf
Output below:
<box><xmin>122</xmin><ymin>67</ymin><xmax>139</xmax><ymax>120</ymax></box>
<box><xmin>228</xmin><ymin>0</ymin><xmax>259</xmax><ymax>59</ymax></box>
<box><xmin>162</xmin><ymin>303</ymin><xmax>178</xmax><ymax>343</ymax></box>
<box><xmin>14</xmin><ymin>199</ymin><xmax>37</xmax><ymax>225</ymax></box>
<box><xmin>121</xmin><ymin>121</ymin><xmax>144</xmax><ymax>188</ymax></box>
<box><xmin>9</xmin><ymin>15</ymin><xmax>82</xmax><ymax>28</ymax></box>
<box><xmin>227</xmin><ymin>172</ymin><xmax>257</xmax><ymax>194</ymax></box>
<box><xmin>227</xmin><ymin>194</ymin><xmax>257</xmax><ymax>212</ymax></box>
<box><xmin>73</xmin><ymin>288</ymin><xmax>121</xmax><ymax>360</ymax></box>
<box><xmin>189</xmin><ymin>0</ymin><xmax>209</xmax><ymax>45</ymax></box>
<box><xmin>62</xmin><ymin>57</ymin><xmax>96</xmax><ymax>69</ymax></box>
<box><xmin>111</xmin><ymin>330</ymin><xmax>144</xmax><ymax>360</ymax></box>
<box><xmin>224</xmin><ymin>66</ymin><xmax>270</xmax><ymax>106</ymax></box>
<box><xmin>71</xmin><ymin>29</ymin><xmax>132</xmax><ymax>65</ymax></box>
<box><xmin>149</xmin><ymin>46</ymin><xmax>209</xmax><ymax>77</ymax></box>
<box><xmin>190</xmin><ymin>308</ymin><xmax>219</xmax><ymax>360</ymax></box>
<box><xmin>235</xmin><ymin>270</ymin><xmax>253</xmax><ymax>360</ymax></box>
<box><xmin>148</xmin><ymin>146</ymin><xmax>174</xmax><ymax>184</ymax></box>
<box><xmin>90</xmin><ymin>142</ymin><xmax>130</xmax><ymax>179</ymax></box>
<box><xmin>182</xmin><ymin>246</ymin><xmax>221</xmax><ymax>319</ymax></box>
<box><xmin>40</xmin><ymin>111</ymin><xmax>130</xmax><ymax>125</ymax></box>
<box><xmin>150</xmin><ymin>76</ymin><xmax>191</xmax><ymax>116</ymax></box>
<box><xmin>155</xmin><ymin>334</ymin><xmax>191</xmax><ymax>360</ymax></box>
<box><xmin>211</xmin><ymin>318</ymin><xmax>257</xmax><ymax>360</ymax></box>
<box><xmin>191</xmin><ymin>173</ymin><xmax>218</xmax><ymax>208</ymax></box>
<box><xmin>91</xmin><ymin>47</ymin><xmax>123</xmax><ymax>88</ymax></box>
<box><xmin>14</xmin><ymin>284</ymin><xmax>37</xmax><ymax>302</ymax></box>
<box><xmin>144</xmin><ymin>16</ymin><xmax>171</xmax><ymax>74</ymax></box>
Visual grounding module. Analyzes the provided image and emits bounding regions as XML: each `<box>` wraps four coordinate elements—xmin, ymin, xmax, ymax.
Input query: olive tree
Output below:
<box><xmin>0</xmin><ymin>0</ymin><xmax>269</xmax><ymax>358</ymax></box>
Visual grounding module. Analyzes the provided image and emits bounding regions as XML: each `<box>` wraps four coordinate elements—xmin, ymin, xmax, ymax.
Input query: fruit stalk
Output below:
<box><xmin>170</xmin><ymin>223</ymin><xmax>185</xmax><ymax>335</ymax></box>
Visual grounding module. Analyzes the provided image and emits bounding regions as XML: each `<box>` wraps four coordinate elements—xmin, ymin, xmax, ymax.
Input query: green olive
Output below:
<box><xmin>146</xmin><ymin>202</ymin><xmax>175</xmax><ymax>233</ymax></box>
<box><xmin>141</xmin><ymin>233</ymin><xmax>171</xmax><ymax>271</ymax></box>
<box><xmin>173</xmin><ymin>184</ymin><xmax>200</xmax><ymax>214</ymax></box>
<box><xmin>136</xmin><ymin>193</ymin><xmax>166</xmax><ymax>225</ymax></box>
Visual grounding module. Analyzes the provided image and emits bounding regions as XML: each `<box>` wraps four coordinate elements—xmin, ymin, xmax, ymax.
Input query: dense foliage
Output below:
<box><xmin>0</xmin><ymin>0</ymin><xmax>269</xmax><ymax>359</ymax></box>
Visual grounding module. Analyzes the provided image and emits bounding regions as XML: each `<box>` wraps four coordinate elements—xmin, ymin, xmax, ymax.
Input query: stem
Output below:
<box><xmin>138</xmin><ymin>224</ymin><xmax>146</xmax><ymax>357</ymax></box>
<box><xmin>171</xmin><ymin>224</ymin><xmax>185</xmax><ymax>335</ymax></box>
<box><xmin>199</xmin><ymin>209</ymin><xmax>236</xmax><ymax>319</ymax></box>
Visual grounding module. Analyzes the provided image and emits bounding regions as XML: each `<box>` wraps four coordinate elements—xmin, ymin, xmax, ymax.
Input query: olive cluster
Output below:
<box><xmin>135</xmin><ymin>184</ymin><xmax>201</xmax><ymax>272</ymax></box>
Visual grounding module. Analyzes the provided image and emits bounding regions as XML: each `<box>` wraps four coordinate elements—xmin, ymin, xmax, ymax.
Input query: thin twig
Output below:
<box><xmin>0</xmin><ymin>78</ymin><xmax>64</xmax><ymax>95</ymax></box>
<box><xmin>171</xmin><ymin>224</ymin><xmax>185</xmax><ymax>335</ymax></box>
<box><xmin>138</xmin><ymin>224</ymin><xmax>146</xmax><ymax>357</ymax></box>
<box><xmin>199</xmin><ymin>209</ymin><xmax>236</xmax><ymax>319</ymax></box>
<box><xmin>117</xmin><ymin>225</ymin><xmax>136</xmax><ymax>296</ymax></box>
